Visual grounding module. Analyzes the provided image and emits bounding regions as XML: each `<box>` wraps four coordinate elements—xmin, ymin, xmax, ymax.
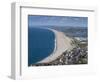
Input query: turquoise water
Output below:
<box><xmin>28</xmin><ymin>27</ymin><xmax>55</xmax><ymax>66</ymax></box>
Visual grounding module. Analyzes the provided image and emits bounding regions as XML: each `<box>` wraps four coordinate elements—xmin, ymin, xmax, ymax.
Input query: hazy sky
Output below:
<box><xmin>28</xmin><ymin>15</ymin><xmax>88</xmax><ymax>27</ymax></box>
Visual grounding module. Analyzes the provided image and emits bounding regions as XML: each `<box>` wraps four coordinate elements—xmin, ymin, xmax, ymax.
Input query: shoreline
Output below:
<box><xmin>37</xmin><ymin>28</ymin><xmax>75</xmax><ymax>64</ymax></box>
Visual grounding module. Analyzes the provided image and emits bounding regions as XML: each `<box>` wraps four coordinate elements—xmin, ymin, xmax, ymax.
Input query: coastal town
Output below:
<box><xmin>28</xmin><ymin>16</ymin><xmax>88</xmax><ymax>66</ymax></box>
<box><xmin>31</xmin><ymin>37</ymin><xmax>88</xmax><ymax>66</ymax></box>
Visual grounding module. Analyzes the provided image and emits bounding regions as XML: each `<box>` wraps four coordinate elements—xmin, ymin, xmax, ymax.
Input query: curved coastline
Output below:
<box><xmin>37</xmin><ymin>28</ymin><xmax>75</xmax><ymax>64</ymax></box>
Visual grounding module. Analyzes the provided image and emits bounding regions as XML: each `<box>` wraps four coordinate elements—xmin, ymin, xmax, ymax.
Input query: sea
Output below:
<box><xmin>28</xmin><ymin>26</ymin><xmax>87</xmax><ymax>66</ymax></box>
<box><xmin>28</xmin><ymin>27</ymin><xmax>55</xmax><ymax>66</ymax></box>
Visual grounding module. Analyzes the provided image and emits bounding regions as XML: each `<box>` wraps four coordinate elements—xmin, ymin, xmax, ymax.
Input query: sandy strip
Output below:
<box><xmin>38</xmin><ymin>29</ymin><xmax>75</xmax><ymax>63</ymax></box>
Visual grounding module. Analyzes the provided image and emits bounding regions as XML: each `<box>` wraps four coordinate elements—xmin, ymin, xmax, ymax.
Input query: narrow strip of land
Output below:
<box><xmin>38</xmin><ymin>29</ymin><xmax>75</xmax><ymax>63</ymax></box>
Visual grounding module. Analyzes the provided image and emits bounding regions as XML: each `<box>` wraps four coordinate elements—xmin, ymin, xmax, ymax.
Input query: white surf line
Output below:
<box><xmin>37</xmin><ymin>28</ymin><xmax>75</xmax><ymax>64</ymax></box>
